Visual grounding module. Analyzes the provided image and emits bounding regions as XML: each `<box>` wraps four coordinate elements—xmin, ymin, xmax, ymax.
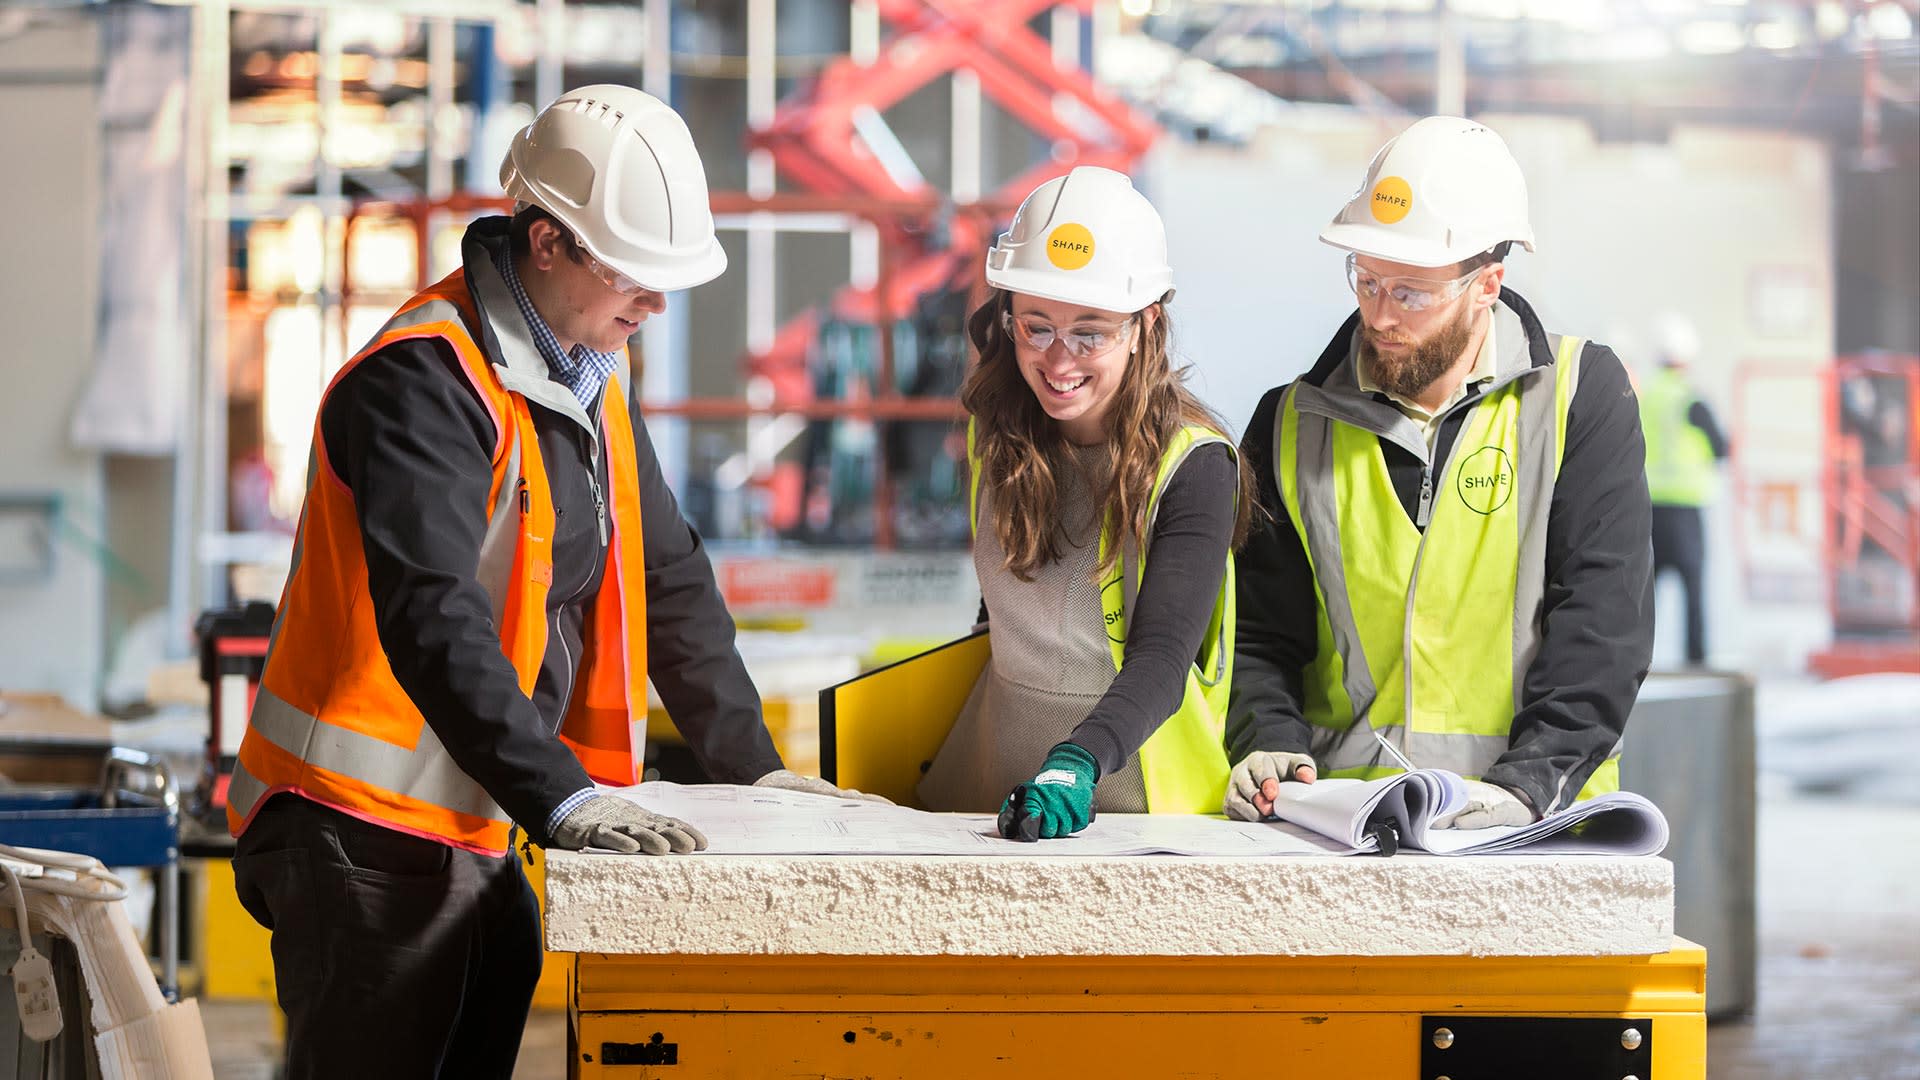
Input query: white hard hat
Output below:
<box><xmin>984</xmin><ymin>166</ymin><xmax>1173</xmax><ymax>314</ymax></box>
<box><xmin>500</xmin><ymin>84</ymin><xmax>726</xmax><ymax>292</ymax></box>
<box><xmin>1319</xmin><ymin>116</ymin><xmax>1536</xmax><ymax>269</ymax></box>
<box><xmin>1654</xmin><ymin>312</ymin><xmax>1701</xmax><ymax>365</ymax></box>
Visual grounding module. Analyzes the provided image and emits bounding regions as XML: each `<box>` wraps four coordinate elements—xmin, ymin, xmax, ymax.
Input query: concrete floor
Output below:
<box><xmin>1705</xmin><ymin>796</ymin><xmax>1920</xmax><ymax>1080</ymax></box>
<box><xmin>1704</xmin><ymin>674</ymin><xmax>1920</xmax><ymax>1080</ymax></box>
<box><xmin>194</xmin><ymin>676</ymin><xmax>1920</xmax><ymax>1080</ymax></box>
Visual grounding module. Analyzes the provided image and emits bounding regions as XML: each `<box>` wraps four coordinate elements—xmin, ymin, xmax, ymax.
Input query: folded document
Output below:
<box><xmin>1265</xmin><ymin>770</ymin><xmax>1670</xmax><ymax>857</ymax></box>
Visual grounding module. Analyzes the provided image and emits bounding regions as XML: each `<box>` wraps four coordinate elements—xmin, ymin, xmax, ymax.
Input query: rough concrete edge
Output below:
<box><xmin>543</xmin><ymin>854</ymin><xmax>1674</xmax><ymax>958</ymax></box>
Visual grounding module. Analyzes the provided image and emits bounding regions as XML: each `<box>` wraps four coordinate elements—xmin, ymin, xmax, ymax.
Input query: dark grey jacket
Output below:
<box><xmin>1227</xmin><ymin>288</ymin><xmax>1654</xmax><ymax>816</ymax></box>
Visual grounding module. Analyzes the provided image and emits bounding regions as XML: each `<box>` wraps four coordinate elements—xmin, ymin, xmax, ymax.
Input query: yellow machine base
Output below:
<box><xmin>570</xmin><ymin>940</ymin><xmax>1706</xmax><ymax>1078</ymax></box>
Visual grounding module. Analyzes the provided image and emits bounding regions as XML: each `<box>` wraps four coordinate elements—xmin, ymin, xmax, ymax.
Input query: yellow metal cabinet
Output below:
<box><xmin>569</xmin><ymin>942</ymin><xmax>1707</xmax><ymax>1078</ymax></box>
<box><xmin>196</xmin><ymin>854</ymin><xmax>278</xmax><ymax>1002</ymax></box>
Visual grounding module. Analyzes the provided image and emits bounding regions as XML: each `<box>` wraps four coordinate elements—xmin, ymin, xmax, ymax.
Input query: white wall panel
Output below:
<box><xmin>0</xmin><ymin>14</ymin><xmax>105</xmax><ymax>703</ymax></box>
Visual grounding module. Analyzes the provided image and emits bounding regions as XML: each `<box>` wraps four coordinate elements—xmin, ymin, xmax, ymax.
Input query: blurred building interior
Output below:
<box><xmin>0</xmin><ymin>1</ymin><xmax>1915</xmax><ymax>1077</ymax></box>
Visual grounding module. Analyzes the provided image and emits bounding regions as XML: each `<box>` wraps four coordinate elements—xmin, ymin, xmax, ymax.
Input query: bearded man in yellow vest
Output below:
<box><xmin>1224</xmin><ymin>117</ymin><xmax>1655</xmax><ymax>831</ymax></box>
<box><xmin>228</xmin><ymin>86</ymin><xmax>879</xmax><ymax>1079</ymax></box>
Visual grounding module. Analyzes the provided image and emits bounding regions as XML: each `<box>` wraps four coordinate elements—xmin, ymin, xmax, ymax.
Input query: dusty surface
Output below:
<box><xmin>544</xmin><ymin>848</ymin><xmax>1674</xmax><ymax>957</ymax></box>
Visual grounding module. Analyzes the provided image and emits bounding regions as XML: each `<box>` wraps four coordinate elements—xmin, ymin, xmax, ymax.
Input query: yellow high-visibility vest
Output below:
<box><xmin>1275</xmin><ymin>334</ymin><xmax>1619</xmax><ymax>810</ymax></box>
<box><xmin>967</xmin><ymin>421</ymin><xmax>1236</xmax><ymax>813</ymax></box>
<box><xmin>1640</xmin><ymin>367</ymin><xmax>1719</xmax><ymax>507</ymax></box>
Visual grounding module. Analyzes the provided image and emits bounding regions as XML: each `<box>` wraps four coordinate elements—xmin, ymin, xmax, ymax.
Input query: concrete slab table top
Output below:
<box><xmin>542</xmin><ymin>849</ymin><xmax>1675</xmax><ymax>958</ymax></box>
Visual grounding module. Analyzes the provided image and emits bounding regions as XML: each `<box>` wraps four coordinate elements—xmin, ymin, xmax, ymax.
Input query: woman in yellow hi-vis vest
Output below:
<box><xmin>1226</xmin><ymin>117</ymin><xmax>1654</xmax><ymax>829</ymax></box>
<box><xmin>916</xmin><ymin>167</ymin><xmax>1253</xmax><ymax>839</ymax></box>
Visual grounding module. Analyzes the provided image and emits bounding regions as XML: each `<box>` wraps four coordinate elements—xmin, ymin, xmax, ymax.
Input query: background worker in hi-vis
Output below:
<box><xmin>1639</xmin><ymin>312</ymin><xmax>1730</xmax><ymax>667</ymax></box>
<box><xmin>1224</xmin><ymin>116</ymin><xmax>1655</xmax><ymax>830</ymax></box>
<box><xmin>916</xmin><ymin>166</ymin><xmax>1253</xmax><ymax>839</ymax></box>
<box><xmin>226</xmin><ymin>85</ymin><xmax>878</xmax><ymax>1079</ymax></box>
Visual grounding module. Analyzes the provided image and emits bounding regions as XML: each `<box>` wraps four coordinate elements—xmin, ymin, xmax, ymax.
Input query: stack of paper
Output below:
<box><xmin>1268</xmin><ymin>771</ymin><xmax>1670</xmax><ymax>856</ymax></box>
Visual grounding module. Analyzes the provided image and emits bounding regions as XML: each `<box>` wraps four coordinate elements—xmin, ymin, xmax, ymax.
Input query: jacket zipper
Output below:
<box><xmin>550</xmin><ymin>432</ymin><xmax>607</xmax><ymax>733</ymax></box>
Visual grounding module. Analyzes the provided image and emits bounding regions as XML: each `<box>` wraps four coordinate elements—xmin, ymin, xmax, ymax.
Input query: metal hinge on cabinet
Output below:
<box><xmin>1421</xmin><ymin>1016</ymin><xmax>1653</xmax><ymax>1079</ymax></box>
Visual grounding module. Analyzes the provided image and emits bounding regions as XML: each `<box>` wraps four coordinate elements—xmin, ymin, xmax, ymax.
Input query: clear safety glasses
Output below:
<box><xmin>1001</xmin><ymin>310</ymin><xmax>1134</xmax><ymax>359</ymax></box>
<box><xmin>1345</xmin><ymin>252</ymin><xmax>1482</xmax><ymax>313</ymax></box>
<box><xmin>571</xmin><ymin>244</ymin><xmax>656</xmax><ymax>297</ymax></box>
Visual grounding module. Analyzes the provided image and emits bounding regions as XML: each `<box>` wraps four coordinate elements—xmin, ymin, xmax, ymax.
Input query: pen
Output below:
<box><xmin>1370</xmin><ymin>728</ymin><xmax>1417</xmax><ymax>773</ymax></box>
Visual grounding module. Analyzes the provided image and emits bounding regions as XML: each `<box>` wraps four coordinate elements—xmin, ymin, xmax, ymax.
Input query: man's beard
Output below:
<box><xmin>1362</xmin><ymin>302</ymin><xmax>1476</xmax><ymax>403</ymax></box>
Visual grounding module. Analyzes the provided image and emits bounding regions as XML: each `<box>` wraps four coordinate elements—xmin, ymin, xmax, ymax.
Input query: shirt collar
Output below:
<box><xmin>489</xmin><ymin>242</ymin><xmax>621</xmax><ymax>411</ymax></box>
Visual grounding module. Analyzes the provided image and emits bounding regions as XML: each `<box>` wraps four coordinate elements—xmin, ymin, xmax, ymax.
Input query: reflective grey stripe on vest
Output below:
<box><xmin>229</xmin><ymin>685</ymin><xmax>506</xmax><ymax>823</ymax></box>
<box><xmin>475</xmin><ymin>435</ymin><xmax>522</xmax><ymax>627</ymax></box>
<box><xmin>1283</xmin><ymin>389</ymin><xmax>1380</xmax><ymax>733</ymax></box>
<box><xmin>227</xmin><ymin>756</ymin><xmax>271</xmax><ymax>824</ymax></box>
<box><xmin>1511</xmin><ymin>335</ymin><xmax>1578</xmax><ymax>714</ymax></box>
<box><xmin>1119</xmin><ymin>433</ymin><xmax>1232</xmax><ymax>685</ymax></box>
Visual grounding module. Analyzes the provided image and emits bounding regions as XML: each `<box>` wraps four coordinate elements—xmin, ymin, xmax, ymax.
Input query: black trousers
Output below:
<box><xmin>1651</xmin><ymin>504</ymin><xmax>1709</xmax><ymax>664</ymax></box>
<box><xmin>232</xmin><ymin>794</ymin><xmax>543</xmax><ymax>1079</ymax></box>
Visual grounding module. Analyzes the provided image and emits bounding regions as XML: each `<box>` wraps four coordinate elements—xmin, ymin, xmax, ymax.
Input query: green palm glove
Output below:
<box><xmin>997</xmin><ymin>743</ymin><xmax>1099</xmax><ymax>841</ymax></box>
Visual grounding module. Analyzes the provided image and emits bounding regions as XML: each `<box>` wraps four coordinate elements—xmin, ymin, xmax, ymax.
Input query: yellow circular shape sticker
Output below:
<box><xmin>1369</xmin><ymin>176</ymin><xmax>1413</xmax><ymax>224</ymax></box>
<box><xmin>1046</xmin><ymin>223</ymin><xmax>1096</xmax><ymax>270</ymax></box>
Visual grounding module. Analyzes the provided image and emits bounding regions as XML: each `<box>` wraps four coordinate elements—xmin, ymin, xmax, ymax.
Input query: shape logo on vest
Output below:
<box><xmin>1455</xmin><ymin>446</ymin><xmax>1514</xmax><ymax>514</ymax></box>
<box><xmin>1101</xmin><ymin>570</ymin><xmax>1126</xmax><ymax>643</ymax></box>
<box><xmin>1369</xmin><ymin>176</ymin><xmax>1413</xmax><ymax>224</ymax></box>
<box><xmin>1046</xmin><ymin>223</ymin><xmax>1095</xmax><ymax>270</ymax></box>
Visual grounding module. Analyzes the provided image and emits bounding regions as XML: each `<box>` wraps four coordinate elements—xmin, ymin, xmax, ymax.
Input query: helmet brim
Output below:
<box><xmin>1318</xmin><ymin>224</ymin><xmax>1457</xmax><ymax>269</ymax></box>
<box><xmin>984</xmin><ymin>265</ymin><xmax>1166</xmax><ymax>315</ymax></box>
<box><xmin>596</xmin><ymin>238</ymin><xmax>729</xmax><ymax>293</ymax></box>
<box><xmin>1319</xmin><ymin>223</ymin><xmax>1537</xmax><ymax>268</ymax></box>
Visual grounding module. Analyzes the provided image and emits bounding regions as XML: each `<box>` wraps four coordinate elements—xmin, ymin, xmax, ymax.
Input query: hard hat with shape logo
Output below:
<box><xmin>984</xmin><ymin>166</ymin><xmax>1174</xmax><ymax>314</ymax></box>
<box><xmin>1319</xmin><ymin>116</ymin><xmax>1536</xmax><ymax>269</ymax></box>
<box><xmin>501</xmin><ymin>84</ymin><xmax>727</xmax><ymax>292</ymax></box>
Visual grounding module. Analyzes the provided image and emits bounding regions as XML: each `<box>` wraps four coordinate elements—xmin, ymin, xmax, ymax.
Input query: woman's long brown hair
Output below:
<box><xmin>958</xmin><ymin>289</ymin><xmax>1254</xmax><ymax>582</ymax></box>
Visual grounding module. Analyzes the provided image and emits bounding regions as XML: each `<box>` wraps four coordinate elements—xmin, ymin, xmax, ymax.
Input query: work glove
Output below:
<box><xmin>550</xmin><ymin>794</ymin><xmax>708</xmax><ymax>855</ymax></box>
<box><xmin>997</xmin><ymin>743</ymin><xmax>1098</xmax><ymax>841</ymax></box>
<box><xmin>752</xmin><ymin>768</ymin><xmax>893</xmax><ymax>804</ymax></box>
<box><xmin>1431</xmin><ymin>780</ymin><xmax>1535</xmax><ymax>830</ymax></box>
<box><xmin>1223</xmin><ymin>750</ymin><xmax>1318</xmax><ymax>821</ymax></box>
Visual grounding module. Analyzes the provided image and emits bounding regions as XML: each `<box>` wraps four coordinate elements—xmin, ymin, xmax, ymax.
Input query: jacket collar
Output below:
<box><xmin>458</xmin><ymin>218</ymin><xmax>623</xmax><ymax>440</ymax></box>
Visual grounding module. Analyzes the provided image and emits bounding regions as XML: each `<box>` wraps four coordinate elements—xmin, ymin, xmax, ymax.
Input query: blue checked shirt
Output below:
<box><xmin>491</xmin><ymin>246</ymin><xmax>625</xmax><ymax>837</ymax></box>
<box><xmin>492</xmin><ymin>244</ymin><xmax>623</xmax><ymax>413</ymax></box>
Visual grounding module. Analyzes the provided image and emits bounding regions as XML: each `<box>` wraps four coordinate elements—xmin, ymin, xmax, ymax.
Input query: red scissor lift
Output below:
<box><xmin>342</xmin><ymin>2</ymin><xmax>1160</xmax><ymax>548</ymax></box>
<box><xmin>683</xmin><ymin>0</ymin><xmax>1161</xmax><ymax>546</ymax></box>
<box><xmin>1809</xmin><ymin>353</ymin><xmax>1920</xmax><ymax>676</ymax></box>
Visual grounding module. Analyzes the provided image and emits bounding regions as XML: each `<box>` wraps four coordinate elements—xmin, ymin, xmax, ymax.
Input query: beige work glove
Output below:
<box><xmin>753</xmin><ymin>768</ymin><xmax>893</xmax><ymax>804</ymax></box>
<box><xmin>1431</xmin><ymin>780</ymin><xmax>1535</xmax><ymax>830</ymax></box>
<box><xmin>550</xmin><ymin>794</ymin><xmax>708</xmax><ymax>855</ymax></box>
<box><xmin>1223</xmin><ymin>751</ymin><xmax>1318</xmax><ymax>821</ymax></box>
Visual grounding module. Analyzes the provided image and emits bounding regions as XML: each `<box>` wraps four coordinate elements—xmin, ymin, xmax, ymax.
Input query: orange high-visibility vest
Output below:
<box><xmin>227</xmin><ymin>270</ymin><xmax>649</xmax><ymax>856</ymax></box>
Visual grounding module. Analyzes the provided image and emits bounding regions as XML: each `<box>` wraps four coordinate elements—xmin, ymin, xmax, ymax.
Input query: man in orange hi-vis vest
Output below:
<box><xmin>228</xmin><ymin>85</ymin><xmax>883</xmax><ymax>1079</ymax></box>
